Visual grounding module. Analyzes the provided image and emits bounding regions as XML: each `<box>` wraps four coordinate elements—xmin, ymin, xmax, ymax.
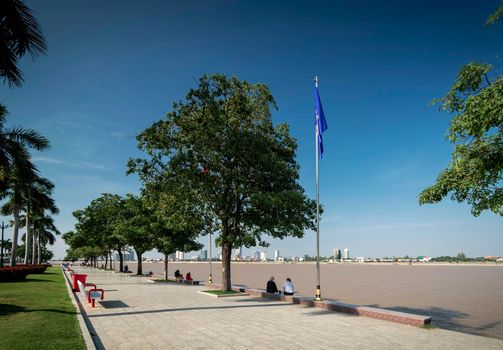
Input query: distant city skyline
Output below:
<box><xmin>1</xmin><ymin>0</ymin><xmax>502</xmax><ymax>259</ymax></box>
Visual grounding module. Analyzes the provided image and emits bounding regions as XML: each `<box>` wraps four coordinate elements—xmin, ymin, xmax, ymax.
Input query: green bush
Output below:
<box><xmin>0</xmin><ymin>264</ymin><xmax>51</xmax><ymax>282</ymax></box>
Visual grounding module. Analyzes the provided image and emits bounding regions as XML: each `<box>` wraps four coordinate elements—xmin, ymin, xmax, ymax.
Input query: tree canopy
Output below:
<box><xmin>129</xmin><ymin>74</ymin><xmax>317</xmax><ymax>290</ymax></box>
<box><xmin>418</xmin><ymin>10</ymin><xmax>503</xmax><ymax>217</ymax></box>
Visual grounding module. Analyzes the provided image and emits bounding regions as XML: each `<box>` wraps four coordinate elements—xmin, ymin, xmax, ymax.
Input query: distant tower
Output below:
<box><xmin>233</xmin><ymin>246</ymin><xmax>242</xmax><ymax>260</ymax></box>
<box><xmin>253</xmin><ymin>250</ymin><xmax>260</xmax><ymax>261</ymax></box>
<box><xmin>176</xmin><ymin>251</ymin><xmax>185</xmax><ymax>261</ymax></box>
<box><xmin>274</xmin><ymin>250</ymin><xmax>280</xmax><ymax>261</ymax></box>
<box><xmin>333</xmin><ymin>248</ymin><xmax>341</xmax><ymax>261</ymax></box>
<box><xmin>343</xmin><ymin>248</ymin><xmax>350</xmax><ymax>260</ymax></box>
<box><xmin>260</xmin><ymin>251</ymin><xmax>267</xmax><ymax>261</ymax></box>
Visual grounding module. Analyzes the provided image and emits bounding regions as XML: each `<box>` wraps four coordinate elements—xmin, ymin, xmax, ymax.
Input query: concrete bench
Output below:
<box><xmin>77</xmin><ymin>279</ymin><xmax>104</xmax><ymax>308</ymax></box>
<box><xmin>182</xmin><ymin>279</ymin><xmax>200</xmax><ymax>285</ymax></box>
<box><xmin>173</xmin><ymin>275</ymin><xmax>200</xmax><ymax>285</ymax></box>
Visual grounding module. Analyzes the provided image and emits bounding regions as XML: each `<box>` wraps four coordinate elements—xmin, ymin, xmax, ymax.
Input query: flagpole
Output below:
<box><xmin>315</xmin><ymin>76</ymin><xmax>321</xmax><ymax>301</ymax></box>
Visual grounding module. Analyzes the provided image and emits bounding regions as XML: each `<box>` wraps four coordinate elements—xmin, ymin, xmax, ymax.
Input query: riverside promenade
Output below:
<box><xmin>68</xmin><ymin>267</ymin><xmax>503</xmax><ymax>350</ymax></box>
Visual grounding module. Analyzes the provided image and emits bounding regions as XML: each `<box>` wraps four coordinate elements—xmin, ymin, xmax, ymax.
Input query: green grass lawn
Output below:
<box><xmin>0</xmin><ymin>266</ymin><xmax>86</xmax><ymax>350</ymax></box>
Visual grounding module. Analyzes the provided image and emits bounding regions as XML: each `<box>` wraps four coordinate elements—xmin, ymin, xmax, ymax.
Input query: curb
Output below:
<box><xmin>61</xmin><ymin>267</ymin><xmax>104</xmax><ymax>350</ymax></box>
<box><xmin>206</xmin><ymin>283</ymin><xmax>431</xmax><ymax>327</ymax></box>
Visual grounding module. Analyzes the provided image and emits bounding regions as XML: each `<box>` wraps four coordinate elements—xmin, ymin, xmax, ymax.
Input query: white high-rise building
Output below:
<box><xmin>274</xmin><ymin>250</ymin><xmax>280</xmax><ymax>261</ymax></box>
<box><xmin>333</xmin><ymin>248</ymin><xmax>341</xmax><ymax>261</ymax></box>
<box><xmin>233</xmin><ymin>247</ymin><xmax>243</xmax><ymax>260</ymax></box>
<box><xmin>252</xmin><ymin>250</ymin><xmax>260</xmax><ymax>261</ymax></box>
<box><xmin>260</xmin><ymin>251</ymin><xmax>267</xmax><ymax>261</ymax></box>
<box><xmin>175</xmin><ymin>251</ymin><xmax>185</xmax><ymax>261</ymax></box>
<box><xmin>343</xmin><ymin>248</ymin><xmax>350</xmax><ymax>260</ymax></box>
<box><xmin>115</xmin><ymin>250</ymin><xmax>135</xmax><ymax>261</ymax></box>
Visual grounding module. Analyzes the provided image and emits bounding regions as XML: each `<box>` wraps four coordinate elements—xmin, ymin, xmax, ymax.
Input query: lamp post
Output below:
<box><xmin>1</xmin><ymin>221</ymin><xmax>11</xmax><ymax>267</ymax></box>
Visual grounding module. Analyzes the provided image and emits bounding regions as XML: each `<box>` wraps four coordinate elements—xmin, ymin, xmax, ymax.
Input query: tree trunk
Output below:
<box><xmin>136</xmin><ymin>251</ymin><xmax>143</xmax><ymax>275</ymax></box>
<box><xmin>221</xmin><ymin>240</ymin><xmax>232</xmax><ymax>291</ymax></box>
<box><xmin>31</xmin><ymin>227</ymin><xmax>36</xmax><ymax>264</ymax></box>
<box><xmin>24</xmin><ymin>214</ymin><xmax>30</xmax><ymax>264</ymax></box>
<box><xmin>37</xmin><ymin>231</ymin><xmax>41</xmax><ymax>264</ymax></box>
<box><xmin>104</xmin><ymin>253</ymin><xmax>108</xmax><ymax>269</ymax></box>
<box><xmin>164</xmin><ymin>254</ymin><xmax>168</xmax><ymax>281</ymax></box>
<box><xmin>10</xmin><ymin>206</ymin><xmax>20</xmax><ymax>266</ymax></box>
<box><xmin>118</xmin><ymin>250</ymin><xmax>123</xmax><ymax>272</ymax></box>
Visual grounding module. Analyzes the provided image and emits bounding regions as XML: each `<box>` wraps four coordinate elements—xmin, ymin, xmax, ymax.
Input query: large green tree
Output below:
<box><xmin>129</xmin><ymin>74</ymin><xmax>317</xmax><ymax>291</ymax></box>
<box><xmin>419</xmin><ymin>7</ymin><xmax>503</xmax><ymax>216</ymax></box>
<box><xmin>117</xmin><ymin>194</ymin><xmax>155</xmax><ymax>275</ymax></box>
<box><xmin>0</xmin><ymin>0</ymin><xmax>47</xmax><ymax>87</ymax></box>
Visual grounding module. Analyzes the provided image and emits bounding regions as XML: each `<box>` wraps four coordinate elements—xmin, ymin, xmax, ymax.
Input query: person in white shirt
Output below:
<box><xmin>283</xmin><ymin>277</ymin><xmax>294</xmax><ymax>295</ymax></box>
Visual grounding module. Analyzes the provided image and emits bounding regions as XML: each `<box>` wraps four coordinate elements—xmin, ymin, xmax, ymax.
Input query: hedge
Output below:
<box><xmin>0</xmin><ymin>264</ymin><xmax>51</xmax><ymax>282</ymax></box>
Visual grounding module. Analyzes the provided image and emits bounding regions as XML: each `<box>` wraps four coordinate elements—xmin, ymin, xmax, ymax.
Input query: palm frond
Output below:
<box><xmin>0</xmin><ymin>0</ymin><xmax>47</xmax><ymax>87</ymax></box>
<box><xmin>4</xmin><ymin>127</ymin><xmax>50</xmax><ymax>150</ymax></box>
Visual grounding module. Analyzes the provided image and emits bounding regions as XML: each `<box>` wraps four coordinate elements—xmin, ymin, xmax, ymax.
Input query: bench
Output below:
<box><xmin>173</xmin><ymin>275</ymin><xmax>200</xmax><ymax>285</ymax></box>
<box><xmin>182</xmin><ymin>279</ymin><xmax>200</xmax><ymax>285</ymax></box>
<box><xmin>77</xmin><ymin>279</ymin><xmax>104</xmax><ymax>307</ymax></box>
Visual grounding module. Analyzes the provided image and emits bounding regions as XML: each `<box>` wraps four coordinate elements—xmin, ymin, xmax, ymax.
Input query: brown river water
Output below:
<box><xmin>120</xmin><ymin>262</ymin><xmax>503</xmax><ymax>339</ymax></box>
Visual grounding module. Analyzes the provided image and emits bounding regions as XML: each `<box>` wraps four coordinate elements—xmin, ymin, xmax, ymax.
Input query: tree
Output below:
<box><xmin>1</xmin><ymin>159</ymin><xmax>40</xmax><ymax>266</ymax></box>
<box><xmin>419</xmin><ymin>10</ymin><xmax>503</xmax><ymax>216</ymax></box>
<box><xmin>0</xmin><ymin>105</ymin><xmax>50</xmax><ymax>192</ymax></box>
<box><xmin>129</xmin><ymin>74</ymin><xmax>317</xmax><ymax>291</ymax></box>
<box><xmin>117</xmin><ymin>194</ymin><xmax>155</xmax><ymax>275</ymax></box>
<box><xmin>66</xmin><ymin>194</ymin><xmax>125</xmax><ymax>270</ymax></box>
<box><xmin>154</xmin><ymin>226</ymin><xmax>203</xmax><ymax>281</ymax></box>
<box><xmin>18</xmin><ymin>174</ymin><xmax>57</xmax><ymax>264</ymax></box>
<box><xmin>0</xmin><ymin>0</ymin><xmax>47</xmax><ymax>87</ymax></box>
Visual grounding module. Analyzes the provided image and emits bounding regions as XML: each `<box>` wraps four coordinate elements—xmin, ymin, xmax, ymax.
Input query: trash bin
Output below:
<box><xmin>72</xmin><ymin>273</ymin><xmax>88</xmax><ymax>291</ymax></box>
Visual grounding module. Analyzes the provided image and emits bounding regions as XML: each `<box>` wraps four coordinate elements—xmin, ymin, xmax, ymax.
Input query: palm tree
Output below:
<box><xmin>0</xmin><ymin>105</ymin><xmax>50</xmax><ymax>192</ymax></box>
<box><xmin>23</xmin><ymin>175</ymin><xmax>56</xmax><ymax>264</ymax></box>
<box><xmin>34</xmin><ymin>215</ymin><xmax>60</xmax><ymax>264</ymax></box>
<box><xmin>0</xmin><ymin>0</ymin><xmax>47</xmax><ymax>87</ymax></box>
<box><xmin>1</xmin><ymin>160</ymin><xmax>41</xmax><ymax>266</ymax></box>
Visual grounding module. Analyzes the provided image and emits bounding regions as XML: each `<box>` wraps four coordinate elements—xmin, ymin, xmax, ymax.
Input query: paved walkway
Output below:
<box><xmin>70</xmin><ymin>267</ymin><xmax>503</xmax><ymax>350</ymax></box>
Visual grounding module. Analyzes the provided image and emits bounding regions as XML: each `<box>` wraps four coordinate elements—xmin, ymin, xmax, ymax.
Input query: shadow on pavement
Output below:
<box><xmin>99</xmin><ymin>300</ymin><xmax>129</xmax><ymax>309</ymax></box>
<box><xmin>367</xmin><ymin>304</ymin><xmax>503</xmax><ymax>340</ymax></box>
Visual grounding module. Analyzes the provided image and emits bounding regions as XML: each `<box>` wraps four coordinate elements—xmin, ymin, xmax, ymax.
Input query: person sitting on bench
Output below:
<box><xmin>266</xmin><ymin>276</ymin><xmax>279</xmax><ymax>294</ymax></box>
<box><xmin>283</xmin><ymin>277</ymin><xmax>294</xmax><ymax>296</ymax></box>
<box><xmin>185</xmin><ymin>272</ymin><xmax>193</xmax><ymax>281</ymax></box>
<box><xmin>174</xmin><ymin>269</ymin><xmax>183</xmax><ymax>281</ymax></box>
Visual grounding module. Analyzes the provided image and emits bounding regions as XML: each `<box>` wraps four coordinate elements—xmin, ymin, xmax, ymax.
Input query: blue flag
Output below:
<box><xmin>315</xmin><ymin>84</ymin><xmax>328</xmax><ymax>158</ymax></box>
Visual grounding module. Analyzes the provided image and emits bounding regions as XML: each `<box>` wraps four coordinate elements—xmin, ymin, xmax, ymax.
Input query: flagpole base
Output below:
<box><xmin>315</xmin><ymin>285</ymin><xmax>321</xmax><ymax>301</ymax></box>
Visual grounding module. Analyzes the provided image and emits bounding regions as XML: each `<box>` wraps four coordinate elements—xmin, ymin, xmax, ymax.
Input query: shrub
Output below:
<box><xmin>0</xmin><ymin>264</ymin><xmax>51</xmax><ymax>282</ymax></box>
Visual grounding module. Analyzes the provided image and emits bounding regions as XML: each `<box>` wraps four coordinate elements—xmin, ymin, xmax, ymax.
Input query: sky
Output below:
<box><xmin>1</xmin><ymin>0</ymin><xmax>502</xmax><ymax>260</ymax></box>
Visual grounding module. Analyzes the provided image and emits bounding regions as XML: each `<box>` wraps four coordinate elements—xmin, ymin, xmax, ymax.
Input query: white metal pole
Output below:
<box><xmin>209</xmin><ymin>232</ymin><xmax>213</xmax><ymax>283</ymax></box>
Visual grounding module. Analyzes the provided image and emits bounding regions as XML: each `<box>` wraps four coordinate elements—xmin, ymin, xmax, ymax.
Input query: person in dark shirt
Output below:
<box><xmin>266</xmin><ymin>276</ymin><xmax>279</xmax><ymax>294</ymax></box>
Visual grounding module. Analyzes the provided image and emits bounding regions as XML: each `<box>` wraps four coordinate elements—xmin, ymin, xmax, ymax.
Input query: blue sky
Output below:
<box><xmin>1</xmin><ymin>0</ymin><xmax>502</xmax><ymax>259</ymax></box>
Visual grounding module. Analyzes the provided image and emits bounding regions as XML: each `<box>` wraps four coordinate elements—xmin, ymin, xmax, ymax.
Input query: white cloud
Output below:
<box><xmin>33</xmin><ymin>156</ymin><xmax>110</xmax><ymax>171</ymax></box>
